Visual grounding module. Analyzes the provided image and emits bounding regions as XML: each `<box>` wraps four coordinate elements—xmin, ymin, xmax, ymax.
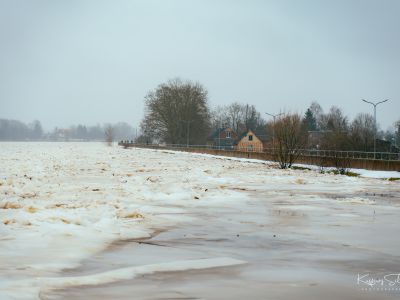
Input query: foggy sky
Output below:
<box><xmin>1</xmin><ymin>0</ymin><xmax>399</xmax><ymax>131</ymax></box>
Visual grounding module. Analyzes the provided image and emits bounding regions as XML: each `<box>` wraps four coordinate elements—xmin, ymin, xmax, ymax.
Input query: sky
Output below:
<box><xmin>0</xmin><ymin>0</ymin><xmax>399</xmax><ymax>131</ymax></box>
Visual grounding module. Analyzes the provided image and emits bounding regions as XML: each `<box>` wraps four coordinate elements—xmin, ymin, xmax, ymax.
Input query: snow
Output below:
<box><xmin>160</xmin><ymin>148</ymin><xmax>400</xmax><ymax>179</ymax></box>
<box><xmin>0</xmin><ymin>142</ymin><xmax>399</xmax><ymax>300</ymax></box>
<box><xmin>349</xmin><ymin>168</ymin><xmax>400</xmax><ymax>179</ymax></box>
<box><xmin>290</xmin><ymin>162</ymin><xmax>400</xmax><ymax>179</ymax></box>
<box><xmin>41</xmin><ymin>257</ymin><xmax>245</xmax><ymax>289</ymax></box>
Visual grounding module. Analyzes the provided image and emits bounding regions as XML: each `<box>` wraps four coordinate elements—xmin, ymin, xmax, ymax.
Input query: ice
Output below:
<box><xmin>40</xmin><ymin>257</ymin><xmax>246</xmax><ymax>289</ymax></box>
<box><xmin>0</xmin><ymin>142</ymin><xmax>399</xmax><ymax>300</ymax></box>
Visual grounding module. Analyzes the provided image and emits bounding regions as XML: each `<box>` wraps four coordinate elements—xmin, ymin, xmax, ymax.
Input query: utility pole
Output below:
<box><xmin>361</xmin><ymin>99</ymin><xmax>389</xmax><ymax>159</ymax></box>
<box><xmin>186</xmin><ymin>121</ymin><xmax>190</xmax><ymax>148</ymax></box>
<box><xmin>135</xmin><ymin>127</ymin><xmax>138</xmax><ymax>143</ymax></box>
<box><xmin>218</xmin><ymin>118</ymin><xmax>221</xmax><ymax>150</ymax></box>
<box><xmin>181</xmin><ymin>120</ymin><xmax>194</xmax><ymax>148</ymax></box>
<box><xmin>265</xmin><ymin>112</ymin><xmax>283</xmax><ymax>154</ymax></box>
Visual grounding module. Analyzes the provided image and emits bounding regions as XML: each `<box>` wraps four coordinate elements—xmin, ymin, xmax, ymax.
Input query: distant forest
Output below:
<box><xmin>0</xmin><ymin>119</ymin><xmax>137</xmax><ymax>141</ymax></box>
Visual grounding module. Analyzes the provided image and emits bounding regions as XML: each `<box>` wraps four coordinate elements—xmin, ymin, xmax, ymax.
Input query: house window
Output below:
<box><xmin>248</xmin><ymin>145</ymin><xmax>253</xmax><ymax>151</ymax></box>
<box><xmin>248</xmin><ymin>135</ymin><xmax>253</xmax><ymax>141</ymax></box>
<box><xmin>226</xmin><ymin>131</ymin><xmax>231</xmax><ymax>138</ymax></box>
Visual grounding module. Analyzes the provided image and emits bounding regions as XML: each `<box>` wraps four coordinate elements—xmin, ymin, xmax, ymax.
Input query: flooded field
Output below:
<box><xmin>1</xmin><ymin>142</ymin><xmax>399</xmax><ymax>299</ymax></box>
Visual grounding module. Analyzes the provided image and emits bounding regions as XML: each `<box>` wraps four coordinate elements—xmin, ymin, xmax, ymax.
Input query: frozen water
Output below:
<box><xmin>0</xmin><ymin>142</ymin><xmax>399</xmax><ymax>299</ymax></box>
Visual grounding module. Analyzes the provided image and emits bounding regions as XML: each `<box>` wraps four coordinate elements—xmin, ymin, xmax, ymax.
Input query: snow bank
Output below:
<box><xmin>349</xmin><ymin>169</ymin><xmax>400</xmax><ymax>179</ymax></box>
<box><xmin>155</xmin><ymin>148</ymin><xmax>400</xmax><ymax>179</ymax></box>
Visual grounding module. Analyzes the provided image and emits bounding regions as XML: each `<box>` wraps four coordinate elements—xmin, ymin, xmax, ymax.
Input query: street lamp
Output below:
<box><xmin>180</xmin><ymin>120</ymin><xmax>194</xmax><ymax>148</ymax></box>
<box><xmin>361</xmin><ymin>99</ymin><xmax>389</xmax><ymax>159</ymax></box>
<box><xmin>265</xmin><ymin>112</ymin><xmax>283</xmax><ymax>154</ymax></box>
<box><xmin>218</xmin><ymin>119</ymin><xmax>221</xmax><ymax>150</ymax></box>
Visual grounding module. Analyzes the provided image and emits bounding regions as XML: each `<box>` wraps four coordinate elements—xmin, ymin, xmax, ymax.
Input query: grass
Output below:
<box><xmin>291</xmin><ymin>165</ymin><xmax>360</xmax><ymax>177</ymax></box>
<box><xmin>291</xmin><ymin>166</ymin><xmax>312</xmax><ymax>171</ymax></box>
<box><xmin>323</xmin><ymin>169</ymin><xmax>359</xmax><ymax>177</ymax></box>
<box><xmin>344</xmin><ymin>171</ymin><xmax>360</xmax><ymax>177</ymax></box>
<box><xmin>388</xmin><ymin>177</ymin><xmax>400</xmax><ymax>181</ymax></box>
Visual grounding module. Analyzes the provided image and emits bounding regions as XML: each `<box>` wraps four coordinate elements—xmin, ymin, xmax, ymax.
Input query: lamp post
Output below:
<box><xmin>217</xmin><ymin>118</ymin><xmax>222</xmax><ymax>150</ymax></box>
<box><xmin>181</xmin><ymin>120</ymin><xmax>194</xmax><ymax>148</ymax></box>
<box><xmin>265</xmin><ymin>112</ymin><xmax>283</xmax><ymax>155</ymax></box>
<box><xmin>361</xmin><ymin>99</ymin><xmax>389</xmax><ymax>159</ymax></box>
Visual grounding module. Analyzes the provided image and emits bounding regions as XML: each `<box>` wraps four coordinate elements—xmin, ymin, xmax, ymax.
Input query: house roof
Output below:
<box><xmin>253</xmin><ymin>129</ymin><xmax>269</xmax><ymax>142</ymax></box>
<box><xmin>238</xmin><ymin>129</ymin><xmax>269</xmax><ymax>142</ymax></box>
<box><xmin>207</xmin><ymin>127</ymin><xmax>235</xmax><ymax>140</ymax></box>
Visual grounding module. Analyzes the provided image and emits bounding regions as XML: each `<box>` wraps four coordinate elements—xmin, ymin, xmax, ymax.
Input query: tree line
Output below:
<box><xmin>0</xmin><ymin>119</ymin><xmax>43</xmax><ymax>140</ymax></box>
<box><xmin>138</xmin><ymin>78</ymin><xmax>400</xmax><ymax>153</ymax></box>
<box><xmin>2</xmin><ymin>78</ymin><xmax>398</xmax><ymax>153</ymax></box>
<box><xmin>0</xmin><ymin>119</ymin><xmax>137</xmax><ymax>141</ymax></box>
<box><xmin>302</xmin><ymin>102</ymin><xmax>400</xmax><ymax>152</ymax></box>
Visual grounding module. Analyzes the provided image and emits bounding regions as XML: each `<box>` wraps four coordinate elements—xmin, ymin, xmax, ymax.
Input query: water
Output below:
<box><xmin>45</xmin><ymin>185</ymin><xmax>400</xmax><ymax>300</ymax></box>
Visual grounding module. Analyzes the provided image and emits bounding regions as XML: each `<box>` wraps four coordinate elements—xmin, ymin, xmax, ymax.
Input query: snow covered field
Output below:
<box><xmin>0</xmin><ymin>142</ymin><xmax>399</xmax><ymax>300</ymax></box>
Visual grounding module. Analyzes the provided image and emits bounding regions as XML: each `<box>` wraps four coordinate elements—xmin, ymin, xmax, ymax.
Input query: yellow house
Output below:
<box><xmin>236</xmin><ymin>130</ymin><xmax>268</xmax><ymax>152</ymax></box>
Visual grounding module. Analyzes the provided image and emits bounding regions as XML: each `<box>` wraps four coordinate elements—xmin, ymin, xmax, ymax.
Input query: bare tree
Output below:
<box><xmin>104</xmin><ymin>125</ymin><xmax>115</xmax><ymax>146</ymax></box>
<box><xmin>321</xmin><ymin>106</ymin><xmax>349</xmax><ymax>132</ymax></box>
<box><xmin>210</xmin><ymin>102</ymin><xmax>245</xmax><ymax>134</ymax></box>
<box><xmin>210</xmin><ymin>106</ymin><xmax>230</xmax><ymax>131</ymax></box>
<box><xmin>227</xmin><ymin>102</ymin><xmax>245</xmax><ymax>134</ymax></box>
<box><xmin>141</xmin><ymin>78</ymin><xmax>211</xmax><ymax>145</ymax></box>
<box><xmin>309</xmin><ymin>101</ymin><xmax>324</xmax><ymax>130</ymax></box>
<box><xmin>394</xmin><ymin>120</ymin><xmax>400</xmax><ymax>148</ymax></box>
<box><xmin>274</xmin><ymin>113</ymin><xmax>308</xmax><ymax>169</ymax></box>
<box><xmin>211</xmin><ymin>102</ymin><xmax>266</xmax><ymax>136</ymax></box>
<box><xmin>318</xmin><ymin>107</ymin><xmax>351</xmax><ymax>174</ymax></box>
<box><xmin>350</xmin><ymin>113</ymin><xmax>375</xmax><ymax>151</ymax></box>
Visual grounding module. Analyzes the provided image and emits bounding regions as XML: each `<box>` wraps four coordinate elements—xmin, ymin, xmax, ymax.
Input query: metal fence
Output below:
<box><xmin>293</xmin><ymin>149</ymin><xmax>400</xmax><ymax>161</ymax></box>
<box><xmin>118</xmin><ymin>141</ymin><xmax>400</xmax><ymax>162</ymax></box>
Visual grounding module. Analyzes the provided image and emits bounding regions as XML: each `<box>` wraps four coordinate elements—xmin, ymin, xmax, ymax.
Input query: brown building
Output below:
<box><xmin>206</xmin><ymin>127</ymin><xmax>238</xmax><ymax>149</ymax></box>
<box><xmin>236</xmin><ymin>130</ymin><xmax>269</xmax><ymax>152</ymax></box>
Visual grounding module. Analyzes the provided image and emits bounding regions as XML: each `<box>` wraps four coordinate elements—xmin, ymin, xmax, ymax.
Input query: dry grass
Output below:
<box><xmin>59</xmin><ymin>218</ymin><xmax>81</xmax><ymax>225</ymax></box>
<box><xmin>3</xmin><ymin>219</ymin><xmax>17</xmax><ymax>225</ymax></box>
<box><xmin>25</xmin><ymin>206</ymin><xmax>38</xmax><ymax>213</ymax></box>
<box><xmin>118</xmin><ymin>211</ymin><xmax>144</xmax><ymax>219</ymax></box>
<box><xmin>19</xmin><ymin>192</ymin><xmax>37</xmax><ymax>199</ymax></box>
<box><xmin>0</xmin><ymin>202</ymin><xmax>22</xmax><ymax>209</ymax></box>
<box><xmin>146</xmin><ymin>176</ymin><xmax>159</xmax><ymax>183</ymax></box>
<box><xmin>295</xmin><ymin>178</ymin><xmax>307</xmax><ymax>184</ymax></box>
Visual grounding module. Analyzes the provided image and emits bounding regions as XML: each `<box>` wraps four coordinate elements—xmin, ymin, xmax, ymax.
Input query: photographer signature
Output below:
<box><xmin>357</xmin><ymin>273</ymin><xmax>400</xmax><ymax>287</ymax></box>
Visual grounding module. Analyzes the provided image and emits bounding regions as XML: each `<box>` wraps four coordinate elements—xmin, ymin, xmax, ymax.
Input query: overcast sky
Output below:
<box><xmin>1</xmin><ymin>0</ymin><xmax>399</xmax><ymax>131</ymax></box>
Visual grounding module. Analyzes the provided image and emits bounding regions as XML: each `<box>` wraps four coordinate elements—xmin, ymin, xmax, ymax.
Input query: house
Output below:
<box><xmin>236</xmin><ymin>129</ymin><xmax>269</xmax><ymax>152</ymax></box>
<box><xmin>206</xmin><ymin>127</ymin><xmax>238</xmax><ymax>150</ymax></box>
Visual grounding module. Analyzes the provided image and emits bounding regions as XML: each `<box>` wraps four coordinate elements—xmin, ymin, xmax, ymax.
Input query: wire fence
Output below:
<box><xmin>118</xmin><ymin>141</ymin><xmax>400</xmax><ymax>162</ymax></box>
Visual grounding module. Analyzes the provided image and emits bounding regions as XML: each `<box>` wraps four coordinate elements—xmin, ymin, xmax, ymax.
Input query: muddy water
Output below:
<box><xmin>41</xmin><ymin>183</ymin><xmax>400</xmax><ymax>300</ymax></box>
